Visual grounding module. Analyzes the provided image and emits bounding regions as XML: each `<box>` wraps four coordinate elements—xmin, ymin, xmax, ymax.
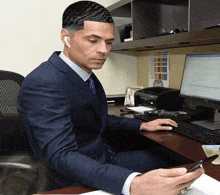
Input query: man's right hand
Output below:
<box><xmin>130</xmin><ymin>167</ymin><xmax>204</xmax><ymax>195</ymax></box>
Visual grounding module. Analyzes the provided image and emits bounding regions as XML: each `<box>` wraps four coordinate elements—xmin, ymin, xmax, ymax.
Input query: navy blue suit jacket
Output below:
<box><xmin>17</xmin><ymin>52</ymin><xmax>142</xmax><ymax>194</ymax></box>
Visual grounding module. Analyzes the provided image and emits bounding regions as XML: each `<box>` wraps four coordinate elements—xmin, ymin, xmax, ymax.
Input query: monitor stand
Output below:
<box><xmin>191</xmin><ymin>109</ymin><xmax>220</xmax><ymax>131</ymax></box>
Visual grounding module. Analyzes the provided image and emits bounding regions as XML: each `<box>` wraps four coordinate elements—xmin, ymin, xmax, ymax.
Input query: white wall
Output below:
<box><xmin>94</xmin><ymin>52</ymin><xmax>137</xmax><ymax>95</ymax></box>
<box><xmin>0</xmin><ymin>0</ymin><xmax>137</xmax><ymax>95</ymax></box>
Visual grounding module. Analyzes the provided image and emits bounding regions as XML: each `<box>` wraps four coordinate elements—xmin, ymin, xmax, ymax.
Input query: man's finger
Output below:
<box><xmin>159</xmin><ymin>126</ymin><xmax>173</xmax><ymax>131</ymax></box>
<box><xmin>159</xmin><ymin>168</ymin><xmax>187</xmax><ymax>177</ymax></box>
<box><xmin>177</xmin><ymin>168</ymin><xmax>204</xmax><ymax>184</ymax></box>
<box><xmin>159</xmin><ymin>119</ymin><xmax>178</xmax><ymax>127</ymax></box>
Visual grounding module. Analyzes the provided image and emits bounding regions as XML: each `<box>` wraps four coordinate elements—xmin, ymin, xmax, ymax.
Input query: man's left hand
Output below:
<box><xmin>140</xmin><ymin>119</ymin><xmax>178</xmax><ymax>132</ymax></box>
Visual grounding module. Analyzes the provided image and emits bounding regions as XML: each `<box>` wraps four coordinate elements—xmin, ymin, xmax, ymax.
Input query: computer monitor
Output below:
<box><xmin>180</xmin><ymin>53</ymin><xmax>220</xmax><ymax>130</ymax></box>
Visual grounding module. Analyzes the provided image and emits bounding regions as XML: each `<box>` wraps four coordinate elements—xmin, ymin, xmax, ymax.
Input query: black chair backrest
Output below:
<box><xmin>0</xmin><ymin>70</ymin><xmax>24</xmax><ymax>116</ymax></box>
<box><xmin>0</xmin><ymin>71</ymin><xmax>48</xmax><ymax>194</ymax></box>
<box><xmin>0</xmin><ymin>70</ymin><xmax>32</xmax><ymax>154</ymax></box>
<box><xmin>0</xmin><ymin>70</ymin><xmax>24</xmax><ymax>85</ymax></box>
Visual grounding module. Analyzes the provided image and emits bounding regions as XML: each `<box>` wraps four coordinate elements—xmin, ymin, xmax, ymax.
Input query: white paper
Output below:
<box><xmin>80</xmin><ymin>190</ymin><xmax>113</xmax><ymax>195</ymax></box>
<box><xmin>126</xmin><ymin>106</ymin><xmax>153</xmax><ymax>113</ymax></box>
<box><xmin>186</xmin><ymin>174</ymin><xmax>220</xmax><ymax>195</ymax></box>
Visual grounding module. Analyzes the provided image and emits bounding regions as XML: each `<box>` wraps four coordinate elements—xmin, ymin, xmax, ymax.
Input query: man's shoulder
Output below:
<box><xmin>29</xmin><ymin>52</ymin><xmax>63</xmax><ymax>75</ymax></box>
<box><xmin>23</xmin><ymin>53</ymin><xmax>66</xmax><ymax>86</ymax></box>
<box><xmin>26</xmin><ymin>61</ymin><xmax>55</xmax><ymax>80</ymax></box>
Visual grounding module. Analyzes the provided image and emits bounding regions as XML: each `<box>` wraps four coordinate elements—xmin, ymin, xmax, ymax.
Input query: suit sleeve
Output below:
<box><xmin>17</xmin><ymin>76</ymin><xmax>134</xmax><ymax>195</ymax></box>
<box><xmin>105</xmin><ymin>114</ymin><xmax>142</xmax><ymax>134</ymax></box>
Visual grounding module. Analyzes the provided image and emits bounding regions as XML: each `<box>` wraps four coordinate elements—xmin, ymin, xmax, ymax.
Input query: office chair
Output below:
<box><xmin>0</xmin><ymin>70</ymin><xmax>30</xmax><ymax>154</ymax></box>
<box><xmin>0</xmin><ymin>70</ymin><xmax>47</xmax><ymax>194</ymax></box>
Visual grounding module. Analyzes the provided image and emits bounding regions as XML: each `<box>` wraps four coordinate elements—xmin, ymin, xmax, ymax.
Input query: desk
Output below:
<box><xmin>140</xmin><ymin>131</ymin><xmax>220</xmax><ymax>181</ymax></box>
<box><xmin>39</xmin><ymin>104</ymin><xmax>220</xmax><ymax>194</ymax></box>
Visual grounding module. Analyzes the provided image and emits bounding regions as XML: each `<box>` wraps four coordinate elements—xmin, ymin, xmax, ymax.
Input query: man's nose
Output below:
<box><xmin>97</xmin><ymin>42</ymin><xmax>109</xmax><ymax>56</ymax></box>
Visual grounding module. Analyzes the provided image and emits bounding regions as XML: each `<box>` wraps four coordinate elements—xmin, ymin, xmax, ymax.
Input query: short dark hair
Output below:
<box><xmin>62</xmin><ymin>1</ymin><xmax>114</xmax><ymax>35</ymax></box>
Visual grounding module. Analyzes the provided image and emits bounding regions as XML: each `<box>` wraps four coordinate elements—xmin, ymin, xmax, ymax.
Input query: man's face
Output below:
<box><xmin>64</xmin><ymin>21</ymin><xmax>115</xmax><ymax>73</ymax></box>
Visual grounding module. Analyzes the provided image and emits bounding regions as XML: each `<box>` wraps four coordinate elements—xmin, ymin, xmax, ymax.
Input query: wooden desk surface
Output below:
<box><xmin>140</xmin><ymin>131</ymin><xmax>206</xmax><ymax>161</ymax></box>
<box><xmin>38</xmin><ymin>185</ymin><xmax>93</xmax><ymax>194</ymax></box>
<box><xmin>140</xmin><ymin>131</ymin><xmax>220</xmax><ymax>181</ymax></box>
<box><xmin>39</xmin><ymin>104</ymin><xmax>220</xmax><ymax>194</ymax></box>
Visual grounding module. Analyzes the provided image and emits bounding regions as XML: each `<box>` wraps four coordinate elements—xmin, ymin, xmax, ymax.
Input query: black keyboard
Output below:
<box><xmin>134</xmin><ymin>114</ymin><xmax>220</xmax><ymax>144</ymax></box>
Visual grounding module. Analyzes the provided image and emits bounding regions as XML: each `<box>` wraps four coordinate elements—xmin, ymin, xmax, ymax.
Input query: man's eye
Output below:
<box><xmin>106</xmin><ymin>41</ymin><xmax>113</xmax><ymax>45</ymax></box>
<box><xmin>89</xmin><ymin>39</ymin><xmax>97</xmax><ymax>43</ymax></box>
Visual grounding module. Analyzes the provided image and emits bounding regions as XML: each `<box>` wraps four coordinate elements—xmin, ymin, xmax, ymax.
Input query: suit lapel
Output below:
<box><xmin>49</xmin><ymin>52</ymin><xmax>108</xmax><ymax>131</ymax></box>
<box><xmin>48</xmin><ymin>52</ymin><xmax>102</xmax><ymax>107</ymax></box>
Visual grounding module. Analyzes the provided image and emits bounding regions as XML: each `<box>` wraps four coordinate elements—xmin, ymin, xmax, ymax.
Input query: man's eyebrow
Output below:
<box><xmin>86</xmin><ymin>34</ymin><xmax>115</xmax><ymax>41</ymax></box>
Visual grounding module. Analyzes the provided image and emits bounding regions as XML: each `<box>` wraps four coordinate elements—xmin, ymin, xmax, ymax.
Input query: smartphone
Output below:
<box><xmin>120</xmin><ymin>108</ymin><xmax>134</xmax><ymax>114</ymax></box>
<box><xmin>187</xmin><ymin>154</ymin><xmax>219</xmax><ymax>172</ymax></box>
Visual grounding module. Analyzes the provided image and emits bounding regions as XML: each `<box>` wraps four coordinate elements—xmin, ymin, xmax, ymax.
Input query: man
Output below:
<box><xmin>17</xmin><ymin>1</ymin><xmax>204</xmax><ymax>195</ymax></box>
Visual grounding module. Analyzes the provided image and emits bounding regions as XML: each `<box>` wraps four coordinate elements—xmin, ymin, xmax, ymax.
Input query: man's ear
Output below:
<box><xmin>61</xmin><ymin>29</ymin><xmax>71</xmax><ymax>48</ymax></box>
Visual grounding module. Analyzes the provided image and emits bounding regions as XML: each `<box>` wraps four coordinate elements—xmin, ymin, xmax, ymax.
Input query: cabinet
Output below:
<box><xmin>108</xmin><ymin>0</ymin><xmax>220</xmax><ymax>52</ymax></box>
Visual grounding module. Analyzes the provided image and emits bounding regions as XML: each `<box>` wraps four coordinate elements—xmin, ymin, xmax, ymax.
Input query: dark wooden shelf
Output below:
<box><xmin>133</xmin><ymin>0</ymin><xmax>188</xmax><ymax>6</ymax></box>
<box><xmin>111</xmin><ymin>28</ymin><xmax>220</xmax><ymax>52</ymax></box>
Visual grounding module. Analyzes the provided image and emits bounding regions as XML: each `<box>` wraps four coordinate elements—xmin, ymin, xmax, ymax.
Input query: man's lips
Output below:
<box><xmin>93</xmin><ymin>59</ymin><xmax>106</xmax><ymax>62</ymax></box>
<box><xmin>86</xmin><ymin>57</ymin><xmax>107</xmax><ymax>62</ymax></box>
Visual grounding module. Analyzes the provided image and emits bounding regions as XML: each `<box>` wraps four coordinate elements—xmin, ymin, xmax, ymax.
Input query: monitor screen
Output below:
<box><xmin>180</xmin><ymin>53</ymin><xmax>220</xmax><ymax>130</ymax></box>
<box><xmin>180</xmin><ymin>54</ymin><xmax>220</xmax><ymax>104</ymax></box>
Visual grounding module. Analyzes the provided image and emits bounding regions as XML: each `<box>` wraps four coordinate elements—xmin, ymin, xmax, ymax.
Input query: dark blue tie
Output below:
<box><xmin>88</xmin><ymin>77</ymin><xmax>96</xmax><ymax>94</ymax></box>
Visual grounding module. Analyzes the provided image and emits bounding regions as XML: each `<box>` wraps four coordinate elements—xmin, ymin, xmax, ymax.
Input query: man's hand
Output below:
<box><xmin>140</xmin><ymin>119</ymin><xmax>178</xmax><ymax>131</ymax></box>
<box><xmin>130</xmin><ymin>167</ymin><xmax>204</xmax><ymax>195</ymax></box>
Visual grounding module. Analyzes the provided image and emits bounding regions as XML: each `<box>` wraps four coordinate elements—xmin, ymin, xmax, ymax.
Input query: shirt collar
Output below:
<box><xmin>59</xmin><ymin>52</ymin><xmax>91</xmax><ymax>81</ymax></box>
